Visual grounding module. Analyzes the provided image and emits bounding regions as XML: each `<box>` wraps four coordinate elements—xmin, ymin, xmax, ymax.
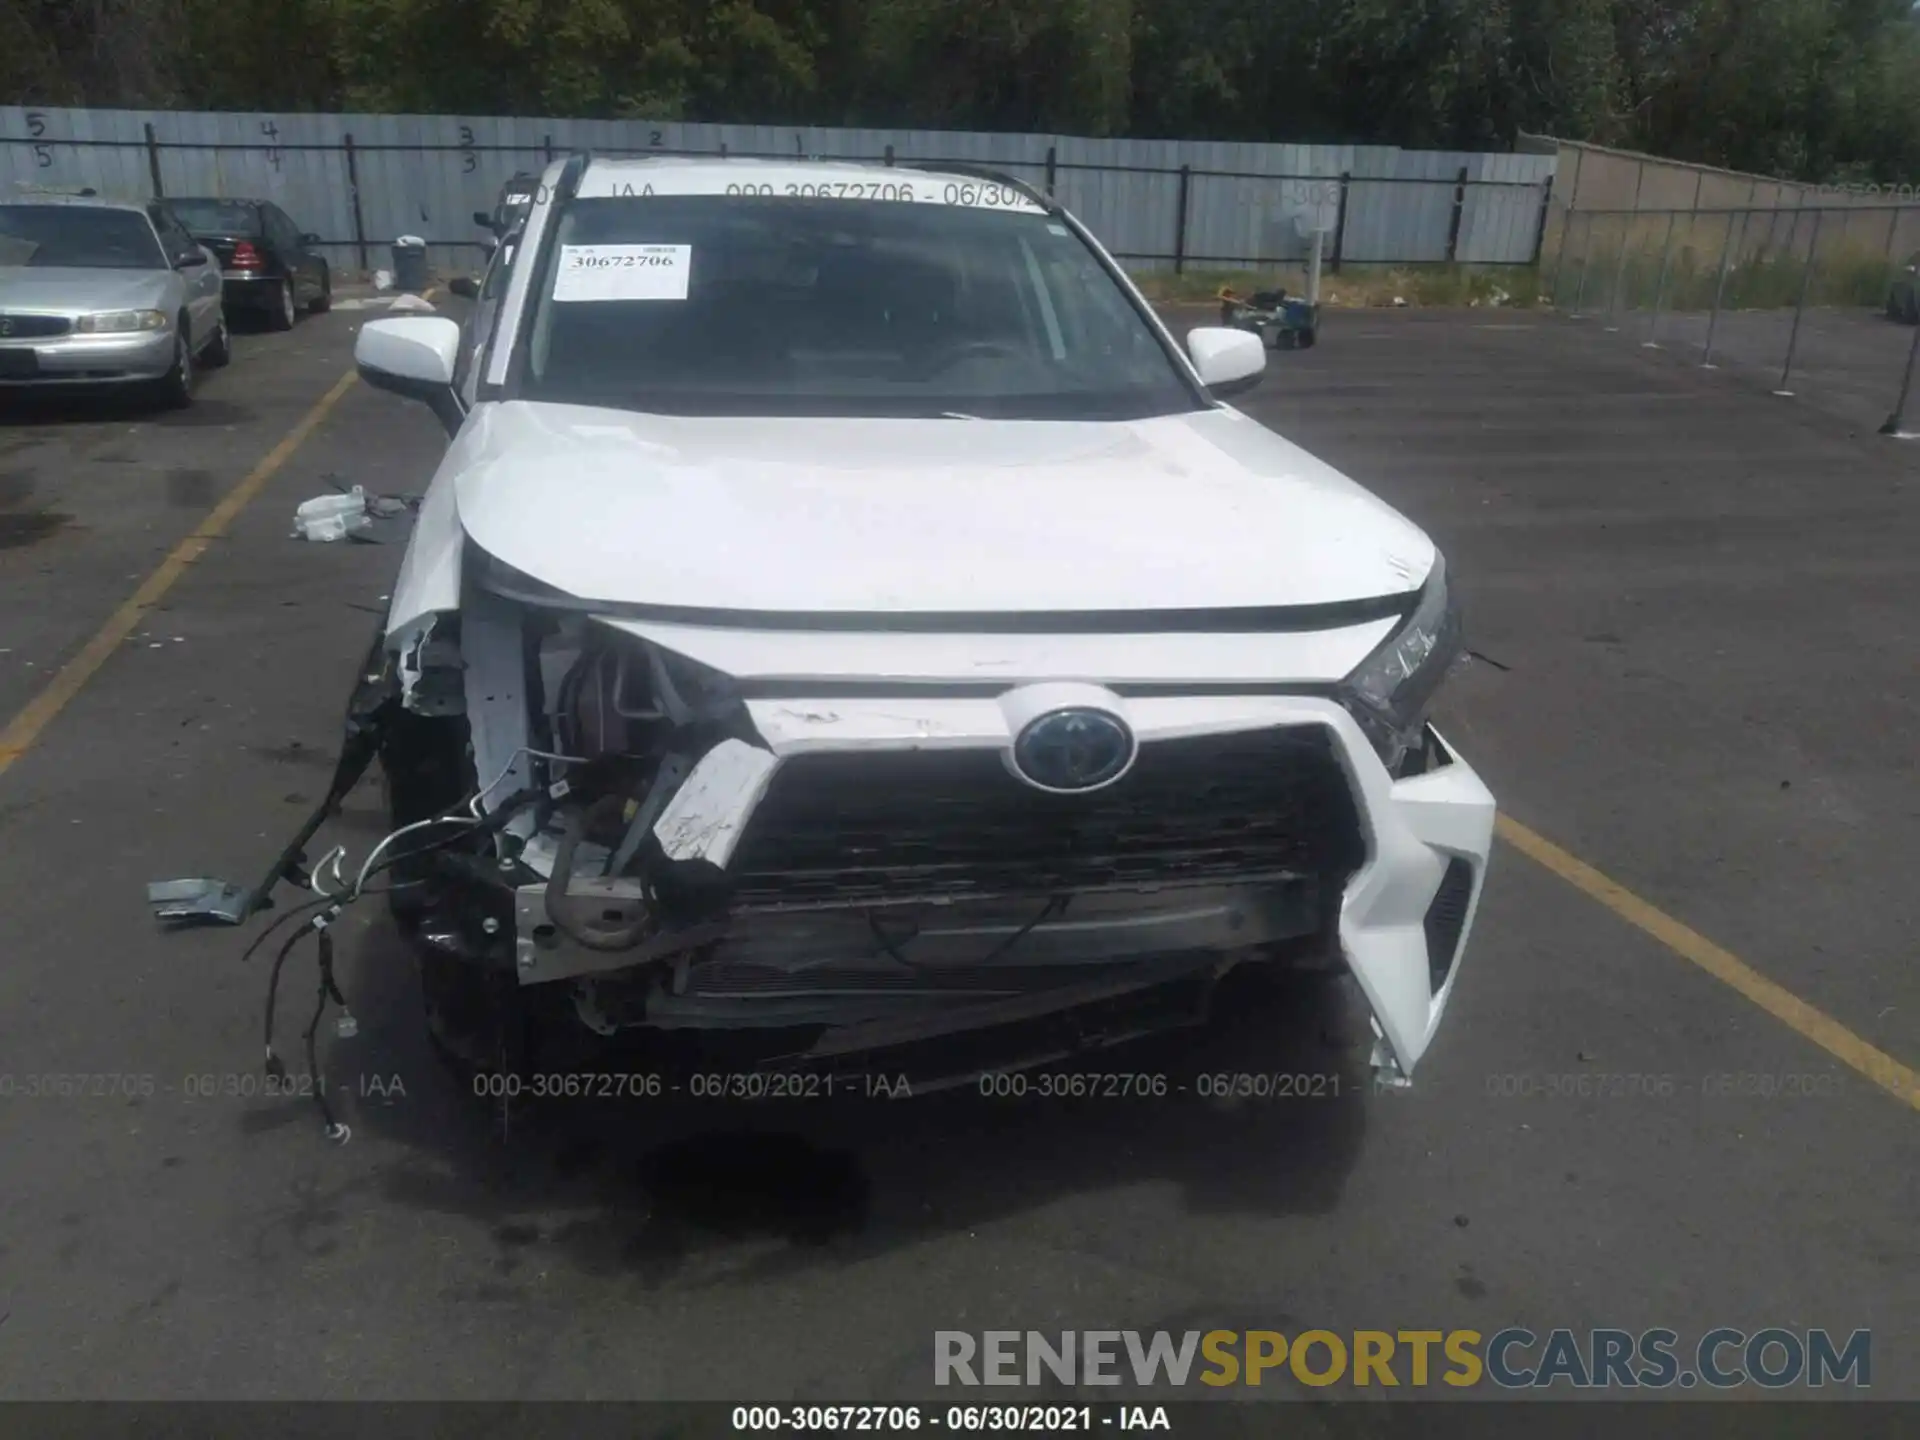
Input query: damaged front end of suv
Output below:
<box><xmin>150</xmin><ymin>154</ymin><xmax>1498</xmax><ymax>1116</ymax></box>
<box><xmin>153</xmin><ymin>526</ymin><xmax>1494</xmax><ymax>1106</ymax></box>
<box><xmin>162</xmin><ymin>529</ymin><xmax>1493</xmax><ymax>1104</ymax></box>
<box><xmin>382</xmin><ymin>543</ymin><xmax>1396</xmax><ymax>1088</ymax></box>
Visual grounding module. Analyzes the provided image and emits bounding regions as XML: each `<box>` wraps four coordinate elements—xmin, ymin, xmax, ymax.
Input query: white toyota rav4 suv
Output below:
<box><xmin>327</xmin><ymin>153</ymin><xmax>1494</xmax><ymax>1093</ymax></box>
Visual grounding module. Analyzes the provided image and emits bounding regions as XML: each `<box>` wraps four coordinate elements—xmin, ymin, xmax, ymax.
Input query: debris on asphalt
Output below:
<box><xmin>292</xmin><ymin>487</ymin><xmax>373</xmax><ymax>543</ymax></box>
<box><xmin>373</xmin><ymin>269</ymin><xmax>395</xmax><ymax>291</ymax></box>
<box><xmin>388</xmin><ymin>293</ymin><xmax>437</xmax><ymax>313</ymax></box>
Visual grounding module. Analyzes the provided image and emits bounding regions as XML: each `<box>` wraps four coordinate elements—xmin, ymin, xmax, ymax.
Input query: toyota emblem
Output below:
<box><xmin>1010</xmin><ymin>708</ymin><xmax>1137</xmax><ymax>793</ymax></box>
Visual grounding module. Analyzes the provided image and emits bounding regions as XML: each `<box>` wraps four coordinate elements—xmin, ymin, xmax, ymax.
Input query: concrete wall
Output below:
<box><xmin>1529</xmin><ymin>133</ymin><xmax>1920</xmax><ymax>270</ymax></box>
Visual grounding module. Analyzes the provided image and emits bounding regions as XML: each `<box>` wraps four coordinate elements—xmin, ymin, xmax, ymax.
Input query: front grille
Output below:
<box><xmin>727</xmin><ymin>726</ymin><xmax>1367</xmax><ymax>907</ymax></box>
<box><xmin>0</xmin><ymin>314</ymin><xmax>72</xmax><ymax>338</ymax></box>
<box><xmin>1424</xmin><ymin>857</ymin><xmax>1476</xmax><ymax>992</ymax></box>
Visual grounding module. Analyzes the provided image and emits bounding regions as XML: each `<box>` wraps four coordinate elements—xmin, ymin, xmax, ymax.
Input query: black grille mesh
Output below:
<box><xmin>727</xmin><ymin>725</ymin><xmax>1367</xmax><ymax>907</ymax></box>
<box><xmin>1424</xmin><ymin>856</ymin><xmax>1476</xmax><ymax>992</ymax></box>
<box><xmin>0</xmin><ymin>314</ymin><xmax>73</xmax><ymax>338</ymax></box>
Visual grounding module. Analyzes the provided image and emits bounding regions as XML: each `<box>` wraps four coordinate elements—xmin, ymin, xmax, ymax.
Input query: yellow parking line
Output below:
<box><xmin>0</xmin><ymin>370</ymin><xmax>358</xmax><ymax>774</ymax></box>
<box><xmin>0</xmin><ymin>283</ymin><xmax>444</xmax><ymax>777</ymax></box>
<box><xmin>1497</xmin><ymin>814</ymin><xmax>1920</xmax><ymax>1113</ymax></box>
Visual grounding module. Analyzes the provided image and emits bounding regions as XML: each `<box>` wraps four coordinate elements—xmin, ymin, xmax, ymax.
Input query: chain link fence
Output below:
<box><xmin>1546</xmin><ymin>201</ymin><xmax>1920</xmax><ymax>437</ymax></box>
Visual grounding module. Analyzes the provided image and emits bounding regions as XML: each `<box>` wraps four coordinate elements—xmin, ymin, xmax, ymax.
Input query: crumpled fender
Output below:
<box><xmin>384</xmin><ymin>404</ymin><xmax>513</xmax><ymax>645</ymax></box>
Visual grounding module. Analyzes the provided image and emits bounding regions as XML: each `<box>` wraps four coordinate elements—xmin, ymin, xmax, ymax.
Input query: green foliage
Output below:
<box><xmin>1136</xmin><ymin>262</ymin><xmax>1545</xmax><ymax>307</ymax></box>
<box><xmin>6</xmin><ymin>0</ymin><xmax>1920</xmax><ymax>188</ymax></box>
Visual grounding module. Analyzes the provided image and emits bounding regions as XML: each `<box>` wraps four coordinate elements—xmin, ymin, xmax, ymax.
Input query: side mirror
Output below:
<box><xmin>448</xmin><ymin>275</ymin><xmax>480</xmax><ymax>300</ymax></box>
<box><xmin>300</xmin><ymin>231</ymin><xmax>322</xmax><ymax>245</ymax></box>
<box><xmin>355</xmin><ymin>316</ymin><xmax>466</xmax><ymax>436</ymax></box>
<box><xmin>1187</xmin><ymin>326</ymin><xmax>1266</xmax><ymax>398</ymax></box>
<box><xmin>174</xmin><ymin>250</ymin><xmax>208</xmax><ymax>269</ymax></box>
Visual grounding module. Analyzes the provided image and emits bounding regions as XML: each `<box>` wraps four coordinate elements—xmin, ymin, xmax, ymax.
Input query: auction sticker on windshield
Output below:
<box><xmin>553</xmin><ymin>243</ymin><xmax>691</xmax><ymax>301</ymax></box>
<box><xmin>572</xmin><ymin>169</ymin><xmax>1045</xmax><ymax>213</ymax></box>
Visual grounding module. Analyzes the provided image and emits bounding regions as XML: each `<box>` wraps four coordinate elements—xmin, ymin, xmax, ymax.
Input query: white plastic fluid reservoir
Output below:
<box><xmin>292</xmin><ymin>487</ymin><xmax>372</xmax><ymax>542</ymax></box>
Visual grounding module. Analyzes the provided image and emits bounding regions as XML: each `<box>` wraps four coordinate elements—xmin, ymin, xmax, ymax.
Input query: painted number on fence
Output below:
<box><xmin>26</xmin><ymin>111</ymin><xmax>51</xmax><ymax>166</ymax></box>
<box><xmin>460</xmin><ymin>125</ymin><xmax>477</xmax><ymax>173</ymax></box>
<box><xmin>261</xmin><ymin>120</ymin><xmax>281</xmax><ymax>170</ymax></box>
<box><xmin>552</xmin><ymin>244</ymin><xmax>691</xmax><ymax>301</ymax></box>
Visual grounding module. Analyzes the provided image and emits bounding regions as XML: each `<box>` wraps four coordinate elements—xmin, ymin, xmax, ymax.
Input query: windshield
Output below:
<box><xmin>166</xmin><ymin>199</ymin><xmax>262</xmax><ymax>235</ymax></box>
<box><xmin>516</xmin><ymin>194</ymin><xmax>1198</xmax><ymax>420</ymax></box>
<box><xmin>0</xmin><ymin>205</ymin><xmax>168</xmax><ymax>270</ymax></box>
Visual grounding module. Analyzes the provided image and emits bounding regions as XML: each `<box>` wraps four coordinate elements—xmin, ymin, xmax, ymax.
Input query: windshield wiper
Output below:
<box><xmin>940</xmin><ymin>411</ymin><xmax>982</xmax><ymax>420</ymax></box>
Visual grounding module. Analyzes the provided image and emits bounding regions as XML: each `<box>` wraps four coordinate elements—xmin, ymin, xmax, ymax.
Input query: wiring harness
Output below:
<box><xmin>245</xmin><ymin>781</ymin><xmax>548</xmax><ymax>1142</ymax></box>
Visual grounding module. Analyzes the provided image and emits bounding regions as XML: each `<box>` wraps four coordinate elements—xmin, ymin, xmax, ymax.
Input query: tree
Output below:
<box><xmin>7</xmin><ymin>0</ymin><xmax>1920</xmax><ymax>184</ymax></box>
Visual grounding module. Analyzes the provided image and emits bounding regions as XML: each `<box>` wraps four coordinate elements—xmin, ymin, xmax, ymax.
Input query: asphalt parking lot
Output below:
<box><xmin>1560</xmin><ymin>296</ymin><xmax>1920</xmax><ymax>440</ymax></box>
<box><xmin>0</xmin><ymin>294</ymin><xmax>1914</xmax><ymax>1407</ymax></box>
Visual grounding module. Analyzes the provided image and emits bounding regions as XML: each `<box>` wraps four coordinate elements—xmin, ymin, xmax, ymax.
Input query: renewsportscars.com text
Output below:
<box><xmin>933</xmin><ymin>1328</ymin><xmax>1870</xmax><ymax>1390</ymax></box>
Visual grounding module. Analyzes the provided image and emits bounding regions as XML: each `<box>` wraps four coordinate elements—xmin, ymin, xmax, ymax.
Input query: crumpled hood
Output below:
<box><xmin>447</xmin><ymin>400</ymin><xmax>1436</xmax><ymax>616</ymax></box>
<box><xmin>0</xmin><ymin>267</ymin><xmax>175</xmax><ymax>313</ymax></box>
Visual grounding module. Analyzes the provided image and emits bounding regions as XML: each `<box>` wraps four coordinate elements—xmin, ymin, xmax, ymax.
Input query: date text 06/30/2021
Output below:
<box><xmin>0</xmin><ymin>1072</ymin><xmax>407</xmax><ymax>1101</ymax></box>
<box><xmin>0</xmin><ymin>1069</ymin><xmax>1346</xmax><ymax>1105</ymax></box>
<box><xmin>460</xmin><ymin>1071</ymin><xmax>1342</xmax><ymax>1101</ymax></box>
<box><xmin>730</xmin><ymin>1406</ymin><xmax>1169</xmax><ymax>1433</ymax></box>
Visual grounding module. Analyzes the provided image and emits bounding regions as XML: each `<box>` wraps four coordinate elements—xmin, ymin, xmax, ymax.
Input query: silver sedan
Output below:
<box><xmin>0</xmin><ymin>193</ymin><xmax>231</xmax><ymax>407</ymax></box>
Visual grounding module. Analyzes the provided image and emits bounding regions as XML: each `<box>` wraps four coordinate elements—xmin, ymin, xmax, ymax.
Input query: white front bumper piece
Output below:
<box><xmin>511</xmin><ymin>684</ymin><xmax>1495</xmax><ymax>1084</ymax></box>
<box><xmin>752</xmin><ymin>690</ymin><xmax>1493</xmax><ymax>1082</ymax></box>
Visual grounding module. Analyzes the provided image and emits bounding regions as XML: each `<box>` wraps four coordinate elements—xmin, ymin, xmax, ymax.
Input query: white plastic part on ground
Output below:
<box><xmin>292</xmin><ymin>487</ymin><xmax>372</xmax><ymax>542</ymax></box>
<box><xmin>373</xmin><ymin>269</ymin><xmax>394</xmax><ymax>291</ymax></box>
<box><xmin>387</xmin><ymin>293</ymin><xmax>438</xmax><ymax>313</ymax></box>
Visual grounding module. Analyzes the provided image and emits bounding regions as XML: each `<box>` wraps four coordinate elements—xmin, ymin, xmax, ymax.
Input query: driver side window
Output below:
<box><xmin>268</xmin><ymin>206</ymin><xmax>301</xmax><ymax>253</ymax></box>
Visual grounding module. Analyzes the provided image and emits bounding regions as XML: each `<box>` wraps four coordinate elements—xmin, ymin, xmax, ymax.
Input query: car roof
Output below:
<box><xmin>2</xmin><ymin>192</ymin><xmax>151</xmax><ymax>215</ymax></box>
<box><xmin>573</xmin><ymin>155</ymin><xmax>1046</xmax><ymax>209</ymax></box>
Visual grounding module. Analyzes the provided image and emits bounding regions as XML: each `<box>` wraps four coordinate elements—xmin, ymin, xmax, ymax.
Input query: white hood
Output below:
<box><xmin>445</xmin><ymin>400</ymin><xmax>1435</xmax><ymax>616</ymax></box>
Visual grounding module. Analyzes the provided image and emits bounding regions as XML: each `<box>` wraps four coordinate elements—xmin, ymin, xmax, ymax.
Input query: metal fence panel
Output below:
<box><xmin>2</xmin><ymin>104</ymin><xmax>1556</xmax><ymax>273</ymax></box>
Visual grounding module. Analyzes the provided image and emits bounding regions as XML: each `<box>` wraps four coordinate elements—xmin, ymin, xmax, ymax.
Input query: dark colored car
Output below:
<box><xmin>165</xmin><ymin>197</ymin><xmax>332</xmax><ymax>330</ymax></box>
<box><xmin>474</xmin><ymin>173</ymin><xmax>539</xmax><ymax>241</ymax></box>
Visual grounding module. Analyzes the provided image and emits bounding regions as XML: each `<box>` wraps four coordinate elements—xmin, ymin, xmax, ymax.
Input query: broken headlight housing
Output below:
<box><xmin>1338</xmin><ymin>553</ymin><xmax>1463</xmax><ymax>768</ymax></box>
